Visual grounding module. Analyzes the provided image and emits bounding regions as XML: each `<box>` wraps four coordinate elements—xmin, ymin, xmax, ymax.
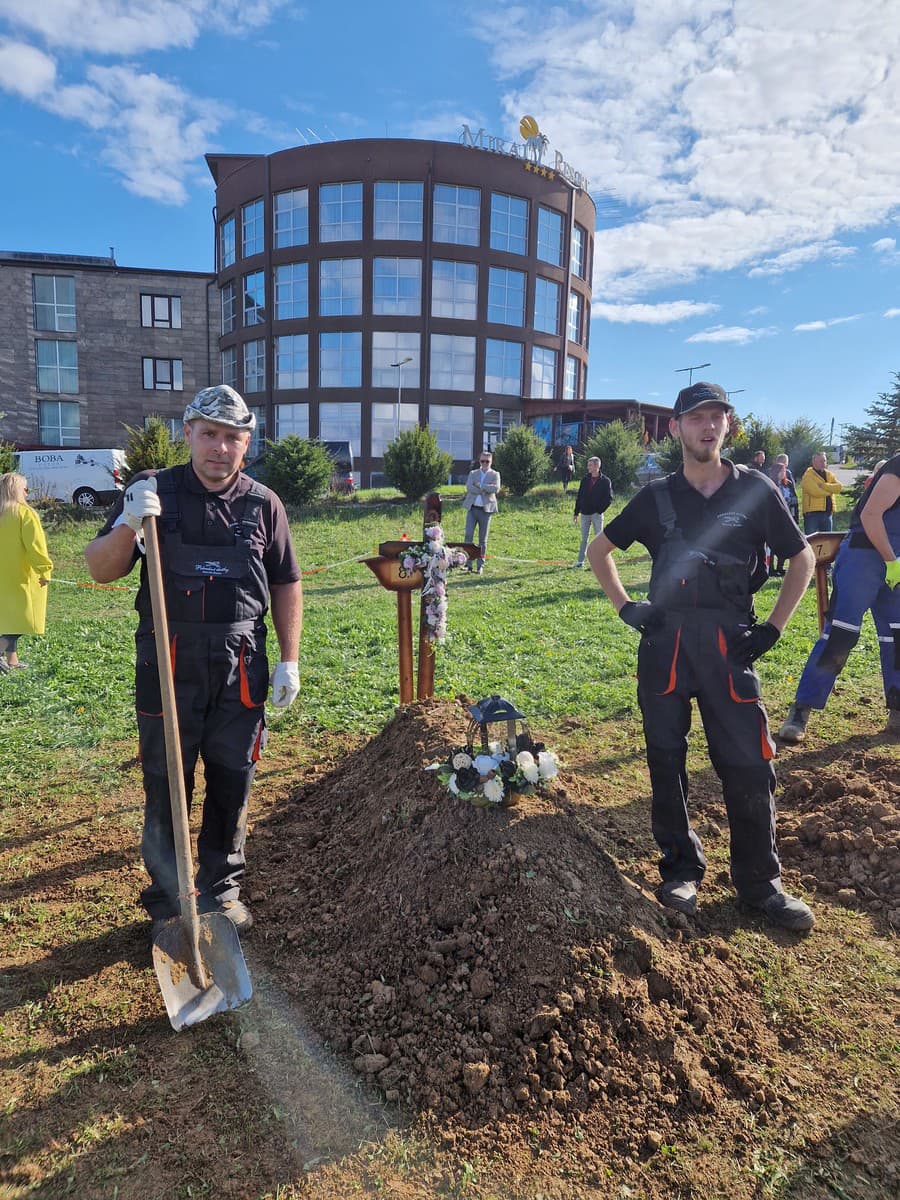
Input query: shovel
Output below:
<box><xmin>144</xmin><ymin>514</ymin><xmax>253</xmax><ymax>1030</ymax></box>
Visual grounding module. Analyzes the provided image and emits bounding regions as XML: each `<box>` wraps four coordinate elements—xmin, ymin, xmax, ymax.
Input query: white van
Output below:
<box><xmin>16</xmin><ymin>448</ymin><xmax>127</xmax><ymax>508</ymax></box>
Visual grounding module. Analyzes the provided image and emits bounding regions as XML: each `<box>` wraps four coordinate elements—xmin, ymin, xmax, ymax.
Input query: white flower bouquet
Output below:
<box><xmin>399</xmin><ymin>523</ymin><xmax>469</xmax><ymax>643</ymax></box>
<box><xmin>428</xmin><ymin>733</ymin><xmax>560</xmax><ymax>808</ymax></box>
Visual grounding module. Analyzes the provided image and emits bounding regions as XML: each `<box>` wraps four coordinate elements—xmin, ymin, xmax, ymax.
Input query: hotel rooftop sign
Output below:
<box><xmin>459</xmin><ymin>115</ymin><xmax>590</xmax><ymax>192</ymax></box>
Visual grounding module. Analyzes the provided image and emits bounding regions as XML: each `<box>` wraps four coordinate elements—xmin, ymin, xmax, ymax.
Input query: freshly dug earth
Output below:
<box><xmin>247</xmin><ymin>698</ymin><xmax>898</xmax><ymax>1184</ymax></box>
<box><xmin>776</xmin><ymin>755</ymin><xmax>900</xmax><ymax>926</ymax></box>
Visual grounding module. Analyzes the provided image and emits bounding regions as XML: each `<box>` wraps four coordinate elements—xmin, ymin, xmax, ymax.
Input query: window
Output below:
<box><xmin>372</xmin><ymin>332</ymin><xmax>420</xmax><ymax>388</ymax></box>
<box><xmin>33</xmin><ymin>275</ymin><xmax>75</xmax><ymax>332</ymax></box>
<box><xmin>428</xmin><ymin>404</ymin><xmax>472</xmax><ymax>459</ymax></box>
<box><xmin>274</xmin><ymin>263</ymin><xmax>308</xmax><ymax>321</ymax></box>
<box><xmin>483</xmin><ymin>407</ymin><xmax>520</xmax><ymax>450</ymax></box>
<box><xmin>490</xmin><ymin>193</ymin><xmax>528</xmax><ymax>255</ymax></box>
<box><xmin>319</xmin><ymin>401</ymin><xmax>361</xmax><ymax>447</ymax></box>
<box><xmin>531</xmin><ymin>345</ymin><xmax>558</xmax><ymax>399</ymax></box>
<box><xmin>568</xmin><ymin>290</ymin><xmax>584</xmax><ymax>344</ymax></box>
<box><xmin>38</xmin><ymin>399</ymin><xmax>80</xmax><ymax>446</ymax></box>
<box><xmin>319</xmin><ymin>182</ymin><xmax>363</xmax><ymax>242</ymax></box>
<box><xmin>487</xmin><ymin>266</ymin><xmax>525</xmax><ymax>326</ymax></box>
<box><xmin>36</xmin><ymin>340</ymin><xmax>78</xmax><ymax>393</ymax></box>
<box><xmin>243</xmin><ymin>338</ymin><xmax>265</xmax><ymax>393</ymax></box>
<box><xmin>571</xmin><ymin>223</ymin><xmax>587</xmax><ymax>278</ymax></box>
<box><xmin>537</xmin><ymin>206</ymin><xmax>564</xmax><ymax>266</ymax></box>
<box><xmin>221</xmin><ymin>281</ymin><xmax>236</xmax><ymax>334</ymax></box>
<box><xmin>274</xmin><ymin>403</ymin><xmax>308</xmax><ymax>439</ymax></box>
<box><xmin>319</xmin><ymin>259</ymin><xmax>363</xmax><ymax>316</ymax></box>
<box><xmin>534</xmin><ymin>277</ymin><xmax>561</xmax><ymax>335</ymax></box>
<box><xmin>373</xmin><ymin>257</ymin><xmax>421</xmax><ymax>315</ymax></box>
<box><xmin>248</xmin><ymin>407</ymin><xmax>266</xmax><ymax>458</ymax></box>
<box><xmin>374</xmin><ymin>181</ymin><xmax>423</xmax><ymax>240</ymax></box>
<box><xmin>243</xmin><ymin>271</ymin><xmax>266</xmax><ymax>325</ymax></box>
<box><xmin>431</xmin><ymin>260</ymin><xmax>477</xmax><ymax>320</ymax></box>
<box><xmin>221</xmin><ymin>345</ymin><xmax>237</xmax><ymax>387</ymax></box>
<box><xmin>242</xmin><ymin>199</ymin><xmax>264</xmax><ymax>258</ymax></box>
<box><xmin>142</xmin><ymin>357</ymin><xmax>183</xmax><ymax>391</ymax></box>
<box><xmin>219</xmin><ymin>215</ymin><xmax>235</xmax><ymax>269</ymax></box>
<box><xmin>141</xmin><ymin>293</ymin><xmax>181</xmax><ymax>329</ymax></box>
<box><xmin>371</xmin><ymin>401</ymin><xmax>419</xmax><ymax>456</ymax></box>
<box><xmin>274</xmin><ymin>187</ymin><xmax>309</xmax><ymax>248</ymax></box>
<box><xmin>275</xmin><ymin>334</ymin><xmax>308</xmax><ymax>389</ymax></box>
<box><xmin>429</xmin><ymin>333</ymin><xmax>475</xmax><ymax>391</ymax></box>
<box><xmin>433</xmin><ymin>184</ymin><xmax>480</xmax><ymax>245</ymax></box>
<box><xmin>319</xmin><ymin>331</ymin><xmax>361</xmax><ymax>387</ymax></box>
<box><xmin>484</xmin><ymin>339</ymin><xmax>523</xmax><ymax>396</ymax></box>
<box><xmin>564</xmin><ymin>355</ymin><xmax>579</xmax><ymax>401</ymax></box>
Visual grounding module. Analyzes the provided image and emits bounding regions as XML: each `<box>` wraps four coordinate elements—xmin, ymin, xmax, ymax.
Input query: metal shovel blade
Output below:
<box><xmin>152</xmin><ymin>912</ymin><xmax>252</xmax><ymax>1031</ymax></box>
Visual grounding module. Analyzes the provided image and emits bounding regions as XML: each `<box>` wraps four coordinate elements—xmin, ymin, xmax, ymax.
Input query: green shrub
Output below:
<box><xmin>581</xmin><ymin>421</ymin><xmax>645</xmax><ymax>493</ymax></box>
<box><xmin>0</xmin><ymin>438</ymin><xmax>16</xmax><ymax>474</ymax></box>
<box><xmin>383</xmin><ymin>426</ymin><xmax>453</xmax><ymax>499</ymax></box>
<box><xmin>652</xmin><ymin>435</ymin><xmax>683</xmax><ymax>474</ymax></box>
<box><xmin>121</xmin><ymin>416</ymin><xmax>189</xmax><ymax>483</ymax></box>
<box><xmin>255</xmin><ymin>436</ymin><xmax>334</xmax><ymax>505</ymax></box>
<box><xmin>491</xmin><ymin>425</ymin><xmax>550</xmax><ymax>496</ymax></box>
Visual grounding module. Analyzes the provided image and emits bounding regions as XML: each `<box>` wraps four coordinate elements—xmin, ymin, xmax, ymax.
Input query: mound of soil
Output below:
<box><xmin>776</xmin><ymin>753</ymin><xmax>900</xmax><ymax>925</ymax></box>
<box><xmin>249</xmin><ymin>699</ymin><xmax>794</xmax><ymax>1161</ymax></box>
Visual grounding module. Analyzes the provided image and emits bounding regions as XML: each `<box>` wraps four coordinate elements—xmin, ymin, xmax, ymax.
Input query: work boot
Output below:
<box><xmin>884</xmin><ymin>710</ymin><xmax>900</xmax><ymax>739</ymax></box>
<box><xmin>777</xmin><ymin>703</ymin><xmax>811</xmax><ymax>742</ymax></box>
<box><xmin>658</xmin><ymin>879</ymin><xmax>698</xmax><ymax>916</ymax></box>
<box><xmin>475</xmin><ymin>559</ymin><xmax>484</xmax><ymax>575</ymax></box>
<box><xmin>200</xmin><ymin>896</ymin><xmax>253</xmax><ymax>933</ymax></box>
<box><xmin>748</xmin><ymin>891</ymin><xmax>815</xmax><ymax>932</ymax></box>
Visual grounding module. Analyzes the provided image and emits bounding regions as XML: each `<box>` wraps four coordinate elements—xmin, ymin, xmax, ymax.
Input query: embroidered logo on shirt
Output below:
<box><xmin>718</xmin><ymin>511</ymin><xmax>747</xmax><ymax>528</ymax></box>
<box><xmin>193</xmin><ymin>560</ymin><xmax>231</xmax><ymax>577</ymax></box>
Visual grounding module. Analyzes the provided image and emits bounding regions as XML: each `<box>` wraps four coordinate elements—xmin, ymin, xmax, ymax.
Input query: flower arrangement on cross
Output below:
<box><xmin>398</xmin><ymin>522</ymin><xmax>469</xmax><ymax>644</ymax></box>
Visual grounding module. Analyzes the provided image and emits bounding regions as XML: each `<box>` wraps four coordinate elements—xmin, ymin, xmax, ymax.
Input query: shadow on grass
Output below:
<box><xmin>0</xmin><ymin>802</ymin><xmax>141</xmax><ymax>854</ymax></box>
<box><xmin>782</xmin><ymin>1109</ymin><xmax>900</xmax><ymax>1199</ymax></box>
<box><xmin>0</xmin><ymin>846</ymin><xmax>137</xmax><ymax>906</ymax></box>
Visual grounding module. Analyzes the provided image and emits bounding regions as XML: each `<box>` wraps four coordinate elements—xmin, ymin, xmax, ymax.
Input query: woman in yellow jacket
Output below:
<box><xmin>0</xmin><ymin>472</ymin><xmax>53</xmax><ymax>672</ymax></box>
<box><xmin>800</xmin><ymin>452</ymin><xmax>843</xmax><ymax>534</ymax></box>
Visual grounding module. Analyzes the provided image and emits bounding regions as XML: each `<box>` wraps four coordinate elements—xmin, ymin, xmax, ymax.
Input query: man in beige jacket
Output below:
<box><xmin>462</xmin><ymin>451</ymin><xmax>500</xmax><ymax>574</ymax></box>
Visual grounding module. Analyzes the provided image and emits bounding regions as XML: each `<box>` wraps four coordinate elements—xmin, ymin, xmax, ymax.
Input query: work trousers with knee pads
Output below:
<box><xmin>637</xmin><ymin>609</ymin><xmax>781</xmax><ymax>902</ymax></box>
<box><xmin>136</xmin><ymin>625</ymin><xmax>267</xmax><ymax>919</ymax></box>
<box><xmin>794</xmin><ymin>541</ymin><xmax>900</xmax><ymax>711</ymax></box>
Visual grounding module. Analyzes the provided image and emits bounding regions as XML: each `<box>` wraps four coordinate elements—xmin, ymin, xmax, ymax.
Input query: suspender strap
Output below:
<box><xmin>237</xmin><ymin>481</ymin><xmax>266</xmax><ymax>545</ymax></box>
<box><xmin>154</xmin><ymin>465</ymin><xmax>185</xmax><ymax>534</ymax></box>
<box><xmin>649</xmin><ymin>477</ymin><xmax>680</xmax><ymax>541</ymax></box>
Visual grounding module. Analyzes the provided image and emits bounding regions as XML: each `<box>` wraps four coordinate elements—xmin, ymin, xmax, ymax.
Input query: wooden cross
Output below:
<box><xmin>807</xmin><ymin>531</ymin><xmax>845</xmax><ymax>633</ymax></box>
<box><xmin>363</xmin><ymin>493</ymin><xmax>479</xmax><ymax>704</ymax></box>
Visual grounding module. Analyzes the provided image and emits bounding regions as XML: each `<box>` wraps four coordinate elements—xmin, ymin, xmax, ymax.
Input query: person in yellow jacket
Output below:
<box><xmin>0</xmin><ymin>472</ymin><xmax>53</xmax><ymax>672</ymax></box>
<box><xmin>800</xmin><ymin>452</ymin><xmax>843</xmax><ymax>534</ymax></box>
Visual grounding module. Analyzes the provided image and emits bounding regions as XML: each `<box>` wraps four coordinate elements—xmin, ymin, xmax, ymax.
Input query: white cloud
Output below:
<box><xmin>0</xmin><ymin>37</ymin><xmax>55</xmax><ymax>97</ymax></box>
<box><xmin>475</xmin><ymin>0</ymin><xmax>900</xmax><ymax>298</ymax></box>
<box><xmin>592</xmin><ymin>300</ymin><xmax>718</xmax><ymax>324</ymax></box>
<box><xmin>793</xmin><ymin>315</ymin><xmax>864</xmax><ymax>332</ymax></box>
<box><xmin>748</xmin><ymin>241</ymin><xmax>855</xmax><ymax>278</ymax></box>
<box><xmin>884</xmin><ymin>308</ymin><xmax>900</xmax><ymax>318</ymax></box>
<box><xmin>0</xmin><ymin>0</ymin><xmax>292</xmax><ymax>55</ymax></box>
<box><xmin>873</xmin><ymin>237</ymin><xmax>896</xmax><ymax>253</ymax></box>
<box><xmin>687</xmin><ymin>324</ymin><xmax>777</xmax><ymax>344</ymax></box>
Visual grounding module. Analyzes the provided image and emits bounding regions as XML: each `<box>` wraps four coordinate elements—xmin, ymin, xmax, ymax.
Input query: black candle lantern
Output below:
<box><xmin>466</xmin><ymin>694</ymin><xmax>527</xmax><ymax>757</ymax></box>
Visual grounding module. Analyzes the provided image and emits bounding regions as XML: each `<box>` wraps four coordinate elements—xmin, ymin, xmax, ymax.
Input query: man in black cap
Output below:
<box><xmin>587</xmin><ymin>382</ymin><xmax>816</xmax><ymax>930</ymax></box>
<box><xmin>85</xmin><ymin>385</ymin><xmax>302</xmax><ymax>940</ymax></box>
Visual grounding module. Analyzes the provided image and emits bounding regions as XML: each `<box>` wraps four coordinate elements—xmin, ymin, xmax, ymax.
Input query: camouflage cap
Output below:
<box><xmin>183</xmin><ymin>385</ymin><xmax>256</xmax><ymax>431</ymax></box>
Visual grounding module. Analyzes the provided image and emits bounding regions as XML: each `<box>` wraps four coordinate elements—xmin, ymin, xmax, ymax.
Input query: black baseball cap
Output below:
<box><xmin>672</xmin><ymin>381</ymin><xmax>732</xmax><ymax>419</ymax></box>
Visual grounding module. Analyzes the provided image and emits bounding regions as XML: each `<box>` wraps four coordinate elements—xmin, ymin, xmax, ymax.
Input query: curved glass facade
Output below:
<box><xmin>207</xmin><ymin>138</ymin><xmax>594</xmax><ymax>485</ymax></box>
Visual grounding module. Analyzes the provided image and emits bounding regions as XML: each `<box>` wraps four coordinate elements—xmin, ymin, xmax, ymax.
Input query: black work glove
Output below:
<box><xmin>619</xmin><ymin>600</ymin><xmax>666</xmax><ymax>634</ymax></box>
<box><xmin>729</xmin><ymin>621</ymin><xmax>780</xmax><ymax>667</ymax></box>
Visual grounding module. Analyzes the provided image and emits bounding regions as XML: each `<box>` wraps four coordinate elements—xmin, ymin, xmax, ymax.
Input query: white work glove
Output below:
<box><xmin>270</xmin><ymin>661</ymin><xmax>300</xmax><ymax>708</ymax></box>
<box><xmin>119</xmin><ymin>477</ymin><xmax>161</xmax><ymax>533</ymax></box>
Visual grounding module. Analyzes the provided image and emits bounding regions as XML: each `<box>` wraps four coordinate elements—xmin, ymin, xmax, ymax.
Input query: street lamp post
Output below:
<box><xmin>390</xmin><ymin>356</ymin><xmax>413</xmax><ymax>440</ymax></box>
<box><xmin>675</xmin><ymin>362</ymin><xmax>711</xmax><ymax>386</ymax></box>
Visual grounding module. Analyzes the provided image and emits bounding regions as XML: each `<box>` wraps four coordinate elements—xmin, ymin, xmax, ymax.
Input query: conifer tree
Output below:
<box><xmin>845</xmin><ymin>373</ymin><xmax>900</xmax><ymax>464</ymax></box>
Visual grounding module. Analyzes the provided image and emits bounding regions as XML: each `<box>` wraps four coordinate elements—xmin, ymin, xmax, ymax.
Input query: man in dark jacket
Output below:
<box><xmin>572</xmin><ymin>456</ymin><xmax>613</xmax><ymax>567</ymax></box>
<box><xmin>85</xmin><ymin>385</ymin><xmax>302</xmax><ymax>941</ymax></box>
<box><xmin>587</xmin><ymin>382</ymin><xmax>816</xmax><ymax>931</ymax></box>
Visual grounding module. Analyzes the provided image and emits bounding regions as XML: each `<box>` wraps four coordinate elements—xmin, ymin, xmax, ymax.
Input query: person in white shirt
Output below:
<box><xmin>462</xmin><ymin>451</ymin><xmax>501</xmax><ymax>575</ymax></box>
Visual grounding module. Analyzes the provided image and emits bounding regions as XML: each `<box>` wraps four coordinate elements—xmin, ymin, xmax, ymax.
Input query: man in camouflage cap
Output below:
<box><xmin>85</xmin><ymin>385</ymin><xmax>302</xmax><ymax>942</ymax></box>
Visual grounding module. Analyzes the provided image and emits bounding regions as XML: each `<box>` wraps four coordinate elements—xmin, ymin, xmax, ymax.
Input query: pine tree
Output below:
<box><xmin>845</xmin><ymin>373</ymin><xmax>900</xmax><ymax>465</ymax></box>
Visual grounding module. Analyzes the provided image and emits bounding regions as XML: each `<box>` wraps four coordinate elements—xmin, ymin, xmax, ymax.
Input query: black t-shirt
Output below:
<box><xmin>605</xmin><ymin>462</ymin><xmax>807</xmax><ymax>564</ymax></box>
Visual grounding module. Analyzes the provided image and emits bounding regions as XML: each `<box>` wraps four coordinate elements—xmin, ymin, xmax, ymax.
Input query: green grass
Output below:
<box><xmin>0</xmin><ymin>485</ymin><xmax>881</xmax><ymax>802</ymax></box>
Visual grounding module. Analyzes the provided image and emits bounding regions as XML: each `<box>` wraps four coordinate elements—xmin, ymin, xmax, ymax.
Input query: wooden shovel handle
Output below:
<box><xmin>143</xmin><ymin>516</ymin><xmax>207</xmax><ymax>987</ymax></box>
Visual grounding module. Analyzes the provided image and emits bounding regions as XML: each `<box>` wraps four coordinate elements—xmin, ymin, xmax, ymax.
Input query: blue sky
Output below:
<box><xmin>1</xmin><ymin>0</ymin><xmax>898</xmax><ymax>439</ymax></box>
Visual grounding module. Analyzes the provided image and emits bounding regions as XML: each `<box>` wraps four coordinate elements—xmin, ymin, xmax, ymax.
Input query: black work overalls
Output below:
<box><xmin>638</xmin><ymin>478</ymin><xmax>781</xmax><ymax>903</ymax></box>
<box><xmin>135</xmin><ymin>467</ymin><xmax>270</xmax><ymax>919</ymax></box>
